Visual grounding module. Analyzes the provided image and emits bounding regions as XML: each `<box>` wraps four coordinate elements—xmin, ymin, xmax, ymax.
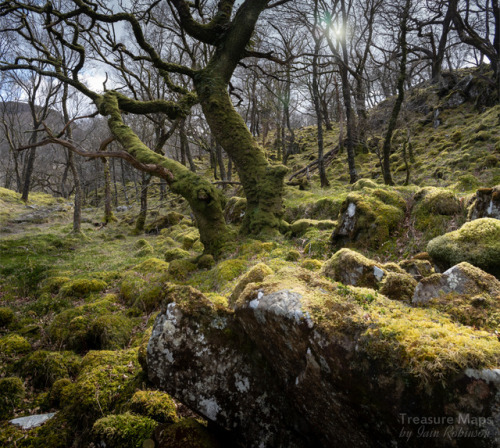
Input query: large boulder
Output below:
<box><xmin>146</xmin><ymin>285</ymin><xmax>311</xmax><ymax>448</ymax></box>
<box><xmin>331</xmin><ymin>188</ymin><xmax>406</xmax><ymax>249</ymax></box>
<box><xmin>321</xmin><ymin>248</ymin><xmax>405</xmax><ymax>289</ymax></box>
<box><xmin>468</xmin><ymin>186</ymin><xmax>500</xmax><ymax>220</ymax></box>
<box><xmin>147</xmin><ymin>269</ymin><xmax>500</xmax><ymax>448</ymax></box>
<box><xmin>427</xmin><ymin>218</ymin><xmax>500</xmax><ymax>277</ymax></box>
<box><xmin>412</xmin><ymin>262</ymin><xmax>500</xmax><ymax>331</ymax></box>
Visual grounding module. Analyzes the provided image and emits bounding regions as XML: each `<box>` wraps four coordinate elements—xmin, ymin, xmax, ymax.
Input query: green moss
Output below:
<box><xmin>137</xmin><ymin>327</ymin><xmax>152</xmax><ymax>372</ymax></box>
<box><xmin>224</xmin><ymin>197</ymin><xmax>247</xmax><ymax>224</ymax></box>
<box><xmin>133</xmin><ymin>258</ymin><xmax>169</xmax><ymax>274</ymax></box>
<box><xmin>62</xmin><ymin>349</ymin><xmax>142</xmax><ymax>427</ymax></box>
<box><xmin>59</xmin><ymin>278</ymin><xmax>107</xmax><ymax>297</ymax></box>
<box><xmin>145</xmin><ymin>212</ymin><xmax>184</xmax><ymax>233</ymax></box>
<box><xmin>92</xmin><ymin>412</ymin><xmax>157</xmax><ymax>448</ymax></box>
<box><xmin>40</xmin><ymin>276</ymin><xmax>71</xmax><ymax>294</ymax></box>
<box><xmin>351</xmin><ymin>178</ymin><xmax>379</xmax><ymax>190</ymax></box>
<box><xmin>135</xmin><ymin>241</ymin><xmax>154</xmax><ymax>257</ymax></box>
<box><xmin>17</xmin><ymin>350</ymin><xmax>81</xmax><ymax>389</ymax></box>
<box><xmin>48</xmin><ymin>378</ymin><xmax>72</xmax><ymax>408</ymax></box>
<box><xmin>165</xmin><ymin>247</ymin><xmax>190</xmax><ymax>262</ymax></box>
<box><xmin>156</xmin><ymin>418</ymin><xmax>221</xmax><ymax>448</ymax></box>
<box><xmin>290</xmin><ymin>219</ymin><xmax>336</xmax><ymax>237</ymax></box>
<box><xmin>229</xmin><ymin>263</ymin><xmax>274</xmax><ymax>304</ymax></box>
<box><xmin>302</xmin><ymin>228</ymin><xmax>332</xmax><ymax>259</ymax></box>
<box><xmin>427</xmin><ymin>218</ymin><xmax>500</xmax><ymax>277</ymax></box>
<box><xmin>321</xmin><ymin>248</ymin><xmax>385</xmax><ymax>289</ymax></box>
<box><xmin>0</xmin><ymin>377</ymin><xmax>25</xmax><ymax>419</ymax></box>
<box><xmin>168</xmin><ymin>259</ymin><xmax>197</xmax><ymax>281</ymax></box>
<box><xmin>0</xmin><ymin>334</ymin><xmax>31</xmax><ymax>357</ymax></box>
<box><xmin>300</xmin><ymin>259</ymin><xmax>323</xmax><ymax>271</ymax></box>
<box><xmin>379</xmin><ymin>272</ymin><xmax>417</xmax><ymax>302</ymax></box>
<box><xmin>129</xmin><ymin>390</ymin><xmax>179</xmax><ymax>424</ymax></box>
<box><xmin>48</xmin><ymin>298</ymin><xmax>134</xmax><ymax>351</ymax></box>
<box><xmin>286</xmin><ymin>250</ymin><xmax>301</xmax><ymax>261</ymax></box>
<box><xmin>0</xmin><ymin>306</ymin><xmax>14</xmax><ymax>327</ymax></box>
<box><xmin>197</xmin><ymin>254</ymin><xmax>215</xmax><ymax>269</ymax></box>
<box><xmin>214</xmin><ymin>258</ymin><xmax>248</xmax><ymax>286</ymax></box>
<box><xmin>242</xmin><ymin>267</ymin><xmax>500</xmax><ymax>385</ymax></box>
<box><xmin>333</xmin><ymin>189</ymin><xmax>405</xmax><ymax>250</ymax></box>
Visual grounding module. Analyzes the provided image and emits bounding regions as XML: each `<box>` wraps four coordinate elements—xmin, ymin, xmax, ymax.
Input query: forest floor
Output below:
<box><xmin>0</xmin><ymin>70</ymin><xmax>499</xmax><ymax>447</ymax></box>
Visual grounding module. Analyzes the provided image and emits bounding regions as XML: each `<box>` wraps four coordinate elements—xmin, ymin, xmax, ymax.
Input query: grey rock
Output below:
<box><xmin>10</xmin><ymin>413</ymin><xmax>56</xmax><ymax>429</ymax></box>
<box><xmin>469</xmin><ymin>186</ymin><xmax>500</xmax><ymax>221</ymax></box>
<box><xmin>412</xmin><ymin>262</ymin><xmax>500</xmax><ymax>305</ymax></box>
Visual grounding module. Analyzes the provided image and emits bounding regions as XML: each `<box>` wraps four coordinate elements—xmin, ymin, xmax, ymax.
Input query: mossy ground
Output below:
<box><xmin>0</xmin><ymin>70</ymin><xmax>499</xmax><ymax>446</ymax></box>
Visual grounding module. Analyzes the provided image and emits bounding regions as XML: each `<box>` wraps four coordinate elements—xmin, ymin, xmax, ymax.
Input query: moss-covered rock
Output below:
<box><xmin>59</xmin><ymin>278</ymin><xmax>107</xmax><ymax>297</ymax></box>
<box><xmin>62</xmin><ymin>349</ymin><xmax>142</xmax><ymax>427</ymax></box>
<box><xmin>0</xmin><ymin>334</ymin><xmax>31</xmax><ymax>358</ymax></box>
<box><xmin>138</xmin><ymin>327</ymin><xmax>153</xmax><ymax>373</ymax></box>
<box><xmin>290</xmin><ymin>219</ymin><xmax>337</xmax><ymax>237</ymax></box>
<box><xmin>0</xmin><ymin>306</ymin><xmax>14</xmax><ymax>327</ymax></box>
<box><xmin>48</xmin><ymin>377</ymin><xmax>72</xmax><ymax>408</ymax></box>
<box><xmin>17</xmin><ymin>350</ymin><xmax>81</xmax><ymax>389</ymax></box>
<box><xmin>321</xmin><ymin>248</ymin><xmax>387</xmax><ymax>288</ymax></box>
<box><xmin>49</xmin><ymin>297</ymin><xmax>135</xmax><ymax>351</ymax></box>
<box><xmin>229</xmin><ymin>263</ymin><xmax>274</xmax><ymax>304</ymax></box>
<box><xmin>224</xmin><ymin>197</ymin><xmax>247</xmax><ymax>224</ymax></box>
<box><xmin>300</xmin><ymin>259</ymin><xmax>323</xmax><ymax>271</ymax></box>
<box><xmin>214</xmin><ymin>258</ymin><xmax>248</xmax><ymax>286</ymax></box>
<box><xmin>468</xmin><ymin>186</ymin><xmax>500</xmax><ymax>220</ymax></box>
<box><xmin>135</xmin><ymin>242</ymin><xmax>154</xmax><ymax>257</ymax></box>
<box><xmin>0</xmin><ymin>377</ymin><xmax>25</xmax><ymax>419</ymax></box>
<box><xmin>164</xmin><ymin>248</ymin><xmax>190</xmax><ymax>262</ymax></box>
<box><xmin>302</xmin><ymin>228</ymin><xmax>332</xmax><ymax>259</ymax></box>
<box><xmin>427</xmin><ymin>218</ymin><xmax>500</xmax><ymax>277</ymax></box>
<box><xmin>40</xmin><ymin>276</ymin><xmax>71</xmax><ymax>294</ymax></box>
<box><xmin>145</xmin><ymin>212</ymin><xmax>184</xmax><ymax>234</ymax></box>
<box><xmin>379</xmin><ymin>272</ymin><xmax>417</xmax><ymax>302</ymax></box>
<box><xmin>129</xmin><ymin>390</ymin><xmax>178</xmax><ymax>424</ymax></box>
<box><xmin>351</xmin><ymin>178</ymin><xmax>379</xmax><ymax>190</ymax></box>
<box><xmin>120</xmin><ymin>272</ymin><xmax>168</xmax><ymax>311</ymax></box>
<box><xmin>197</xmin><ymin>254</ymin><xmax>215</xmax><ymax>270</ymax></box>
<box><xmin>412</xmin><ymin>262</ymin><xmax>500</xmax><ymax>331</ymax></box>
<box><xmin>332</xmin><ymin>188</ymin><xmax>406</xmax><ymax>249</ymax></box>
<box><xmin>155</xmin><ymin>418</ymin><xmax>221</xmax><ymax>448</ymax></box>
<box><xmin>168</xmin><ymin>259</ymin><xmax>197</xmax><ymax>281</ymax></box>
<box><xmin>92</xmin><ymin>412</ymin><xmax>157</xmax><ymax>448</ymax></box>
<box><xmin>398</xmin><ymin>258</ymin><xmax>435</xmax><ymax>280</ymax></box>
<box><xmin>285</xmin><ymin>250</ymin><xmax>301</xmax><ymax>262</ymax></box>
<box><xmin>411</xmin><ymin>187</ymin><xmax>465</xmax><ymax>240</ymax></box>
<box><xmin>133</xmin><ymin>258</ymin><xmax>169</xmax><ymax>274</ymax></box>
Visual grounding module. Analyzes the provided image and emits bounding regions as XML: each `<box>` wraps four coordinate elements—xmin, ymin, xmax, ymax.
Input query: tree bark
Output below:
<box><xmin>98</xmin><ymin>91</ymin><xmax>229</xmax><ymax>254</ymax></box>
<box><xmin>382</xmin><ymin>0</ymin><xmax>410</xmax><ymax>186</ymax></box>
<box><xmin>195</xmin><ymin>75</ymin><xmax>287</xmax><ymax>235</ymax></box>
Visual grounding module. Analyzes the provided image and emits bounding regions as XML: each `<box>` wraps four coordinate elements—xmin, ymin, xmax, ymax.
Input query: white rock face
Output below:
<box><xmin>10</xmin><ymin>413</ymin><xmax>56</xmax><ymax>430</ymax></box>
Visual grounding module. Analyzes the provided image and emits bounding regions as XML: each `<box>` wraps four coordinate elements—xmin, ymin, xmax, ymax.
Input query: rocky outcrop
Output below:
<box><xmin>427</xmin><ymin>218</ymin><xmax>500</xmax><ymax>277</ymax></box>
<box><xmin>147</xmin><ymin>270</ymin><xmax>500</xmax><ymax>448</ymax></box>
<box><xmin>468</xmin><ymin>186</ymin><xmax>500</xmax><ymax>221</ymax></box>
<box><xmin>412</xmin><ymin>262</ymin><xmax>500</xmax><ymax>305</ymax></box>
<box><xmin>331</xmin><ymin>188</ymin><xmax>405</xmax><ymax>249</ymax></box>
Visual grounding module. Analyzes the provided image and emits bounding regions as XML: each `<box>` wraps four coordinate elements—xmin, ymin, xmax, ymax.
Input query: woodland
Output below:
<box><xmin>0</xmin><ymin>1</ymin><xmax>499</xmax><ymax>447</ymax></box>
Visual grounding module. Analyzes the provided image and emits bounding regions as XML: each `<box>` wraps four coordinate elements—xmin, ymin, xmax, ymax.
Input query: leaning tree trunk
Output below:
<box><xmin>98</xmin><ymin>92</ymin><xmax>229</xmax><ymax>255</ymax></box>
<box><xmin>195</xmin><ymin>74</ymin><xmax>287</xmax><ymax>236</ymax></box>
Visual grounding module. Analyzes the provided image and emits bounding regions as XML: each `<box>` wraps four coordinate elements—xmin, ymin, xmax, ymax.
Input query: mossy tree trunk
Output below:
<box><xmin>192</xmin><ymin>0</ymin><xmax>288</xmax><ymax>236</ymax></box>
<box><xmin>195</xmin><ymin>74</ymin><xmax>287</xmax><ymax>235</ymax></box>
<box><xmin>98</xmin><ymin>92</ymin><xmax>229</xmax><ymax>255</ymax></box>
